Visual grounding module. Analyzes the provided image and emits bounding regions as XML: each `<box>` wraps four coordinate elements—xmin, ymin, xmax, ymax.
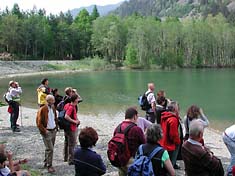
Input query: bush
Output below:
<box><xmin>90</xmin><ymin>56</ymin><xmax>107</xmax><ymax>71</ymax></box>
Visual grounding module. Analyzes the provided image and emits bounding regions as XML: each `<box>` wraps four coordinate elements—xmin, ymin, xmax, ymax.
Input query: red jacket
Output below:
<box><xmin>159</xmin><ymin>111</ymin><xmax>181</xmax><ymax>151</ymax></box>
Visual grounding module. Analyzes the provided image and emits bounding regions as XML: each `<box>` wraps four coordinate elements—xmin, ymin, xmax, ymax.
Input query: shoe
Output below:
<box><xmin>13</xmin><ymin>128</ymin><xmax>21</xmax><ymax>132</ymax></box>
<box><xmin>16</xmin><ymin>124</ymin><xmax>20</xmax><ymax>127</ymax></box>
<box><xmin>174</xmin><ymin>164</ymin><xmax>181</xmax><ymax>170</ymax></box>
<box><xmin>48</xmin><ymin>166</ymin><xmax>55</xmax><ymax>173</ymax></box>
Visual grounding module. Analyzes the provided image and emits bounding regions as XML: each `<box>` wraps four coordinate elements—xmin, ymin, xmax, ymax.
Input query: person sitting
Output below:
<box><xmin>182</xmin><ymin>120</ymin><xmax>224</xmax><ymax>176</ymax></box>
<box><xmin>136</xmin><ymin>124</ymin><xmax>175</xmax><ymax>176</ymax></box>
<box><xmin>74</xmin><ymin>127</ymin><xmax>106</xmax><ymax>176</ymax></box>
<box><xmin>0</xmin><ymin>145</ymin><xmax>30</xmax><ymax>176</ymax></box>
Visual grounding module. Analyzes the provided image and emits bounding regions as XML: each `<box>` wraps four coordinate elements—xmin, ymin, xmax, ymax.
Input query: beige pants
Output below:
<box><xmin>64</xmin><ymin>128</ymin><xmax>78</xmax><ymax>163</ymax></box>
<box><xmin>41</xmin><ymin>129</ymin><xmax>57</xmax><ymax>167</ymax></box>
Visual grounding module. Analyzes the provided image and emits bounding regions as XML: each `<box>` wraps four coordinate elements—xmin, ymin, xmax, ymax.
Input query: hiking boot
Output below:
<box><xmin>48</xmin><ymin>166</ymin><xmax>55</xmax><ymax>173</ymax></box>
<box><xmin>13</xmin><ymin>128</ymin><xmax>21</xmax><ymax>132</ymax></box>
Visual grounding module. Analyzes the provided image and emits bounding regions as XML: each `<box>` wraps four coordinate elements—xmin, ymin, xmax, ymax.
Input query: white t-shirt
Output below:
<box><xmin>225</xmin><ymin>125</ymin><xmax>235</xmax><ymax>141</ymax></box>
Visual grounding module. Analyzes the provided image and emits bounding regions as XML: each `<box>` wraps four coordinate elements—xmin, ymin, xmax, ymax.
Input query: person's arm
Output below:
<box><xmin>168</xmin><ymin>118</ymin><xmax>181</xmax><ymax>145</ymax></box>
<box><xmin>64</xmin><ymin>107</ymin><xmax>80</xmax><ymax>125</ymax></box>
<box><xmin>6</xmin><ymin>151</ymin><xmax>14</xmax><ymax>173</ymax></box>
<box><xmin>164</xmin><ymin>159</ymin><xmax>175</xmax><ymax>176</ymax></box>
<box><xmin>36</xmin><ymin>108</ymin><xmax>47</xmax><ymax>135</ymax></box>
<box><xmin>201</xmin><ymin>148</ymin><xmax>224</xmax><ymax>175</ymax></box>
<box><xmin>199</xmin><ymin>108</ymin><xmax>209</xmax><ymax>127</ymax></box>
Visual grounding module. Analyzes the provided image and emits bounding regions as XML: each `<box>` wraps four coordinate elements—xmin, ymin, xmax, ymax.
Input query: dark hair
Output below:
<box><xmin>51</xmin><ymin>88</ymin><xmax>58</xmax><ymax>95</ymax></box>
<box><xmin>157</xmin><ymin>96</ymin><xmax>166</xmax><ymax>105</ymax></box>
<box><xmin>157</xmin><ymin>90</ymin><xmax>165</xmax><ymax>97</ymax></box>
<box><xmin>41</xmin><ymin>78</ymin><xmax>48</xmax><ymax>85</ymax></box>
<box><xmin>125</xmin><ymin>107</ymin><xmax>138</xmax><ymax>119</ymax></box>
<box><xmin>70</xmin><ymin>94</ymin><xmax>78</xmax><ymax>102</ymax></box>
<box><xmin>146</xmin><ymin>124</ymin><xmax>163</xmax><ymax>144</ymax></box>
<box><xmin>79</xmin><ymin>127</ymin><xmax>98</xmax><ymax>148</ymax></box>
<box><xmin>0</xmin><ymin>152</ymin><xmax>7</xmax><ymax>164</ymax></box>
<box><xmin>187</xmin><ymin>105</ymin><xmax>200</xmax><ymax>120</ymax></box>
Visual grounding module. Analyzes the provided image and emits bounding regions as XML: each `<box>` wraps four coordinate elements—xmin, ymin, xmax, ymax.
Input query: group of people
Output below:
<box><xmin>36</xmin><ymin>78</ymin><xmax>82</xmax><ymax>173</ymax></box>
<box><xmin>2</xmin><ymin>80</ymin><xmax>235</xmax><ymax>176</ymax></box>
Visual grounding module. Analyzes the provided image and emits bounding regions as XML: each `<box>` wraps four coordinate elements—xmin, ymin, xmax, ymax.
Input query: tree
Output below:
<box><xmin>91</xmin><ymin>5</ymin><xmax>100</xmax><ymax>21</ymax></box>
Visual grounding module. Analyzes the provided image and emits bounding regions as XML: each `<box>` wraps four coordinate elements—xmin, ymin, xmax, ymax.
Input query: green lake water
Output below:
<box><xmin>0</xmin><ymin>69</ymin><xmax>235</xmax><ymax>131</ymax></box>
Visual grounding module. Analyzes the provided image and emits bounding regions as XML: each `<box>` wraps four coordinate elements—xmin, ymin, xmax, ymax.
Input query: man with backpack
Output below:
<box><xmin>7</xmin><ymin>80</ymin><xmax>22</xmax><ymax>132</ymax></box>
<box><xmin>145</xmin><ymin>83</ymin><xmax>157</xmax><ymax>123</ymax></box>
<box><xmin>108</xmin><ymin>107</ymin><xmax>145</xmax><ymax>176</ymax></box>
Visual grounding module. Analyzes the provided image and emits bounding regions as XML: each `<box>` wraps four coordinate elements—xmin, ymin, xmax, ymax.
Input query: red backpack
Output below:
<box><xmin>107</xmin><ymin>123</ymin><xmax>136</xmax><ymax>167</ymax></box>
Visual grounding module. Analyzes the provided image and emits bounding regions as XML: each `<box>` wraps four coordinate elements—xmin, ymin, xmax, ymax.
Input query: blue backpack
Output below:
<box><xmin>128</xmin><ymin>145</ymin><xmax>163</xmax><ymax>176</ymax></box>
<box><xmin>138</xmin><ymin>92</ymin><xmax>151</xmax><ymax>111</ymax></box>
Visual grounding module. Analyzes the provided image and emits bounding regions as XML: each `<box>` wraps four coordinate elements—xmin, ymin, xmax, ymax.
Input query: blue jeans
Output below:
<box><xmin>223</xmin><ymin>133</ymin><xmax>235</xmax><ymax>176</ymax></box>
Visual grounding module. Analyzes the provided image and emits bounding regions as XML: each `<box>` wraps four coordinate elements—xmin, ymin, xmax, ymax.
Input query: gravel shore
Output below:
<box><xmin>0</xmin><ymin>105</ymin><xmax>231</xmax><ymax>176</ymax></box>
<box><xmin>0</xmin><ymin>61</ymin><xmax>231</xmax><ymax>175</ymax></box>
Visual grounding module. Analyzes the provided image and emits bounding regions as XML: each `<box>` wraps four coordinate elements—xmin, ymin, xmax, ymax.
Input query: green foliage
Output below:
<box><xmin>21</xmin><ymin>164</ymin><xmax>42</xmax><ymax>176</ymax></box>
<box><xmin>0</xmin><ymin>3</ymin><xmax>235</xmax><ymax>69</ymax></box>
<box><xmin>90</xmin><ymin>56</ymin><xmax>108</xmax><ymax>71</ymax></box>
<box><xmin>124</xmin><ymin>44</ymin><xmax>138</xmax><ymax>67</ymax></box>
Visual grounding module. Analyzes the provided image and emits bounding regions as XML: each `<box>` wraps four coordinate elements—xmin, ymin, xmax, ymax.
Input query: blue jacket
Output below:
<box><xmin>74</xmin><ymin>147</ymin><xmax>106</xmax><ymax>176</ymax></box>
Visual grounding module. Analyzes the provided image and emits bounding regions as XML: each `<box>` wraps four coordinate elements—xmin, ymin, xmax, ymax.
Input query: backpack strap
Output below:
<box><xmin>117</xmin><ymin>123</ymin><xmax>136</xmax><ymax>135</ymax></box>
<box><xmin>149</xmin><ymin>146</ymin><xmax>163</xmax><ymax>159</ymax></box>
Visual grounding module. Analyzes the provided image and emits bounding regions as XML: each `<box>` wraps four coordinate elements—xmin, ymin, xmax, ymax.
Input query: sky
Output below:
<box><xmin>0</xmin><ymin>0</ymin><xmax>124</xmax><ymax>15</ymax></box>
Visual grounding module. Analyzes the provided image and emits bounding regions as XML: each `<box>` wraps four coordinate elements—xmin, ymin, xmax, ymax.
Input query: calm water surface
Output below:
<box><xmin>0</xmin><ymin>69</ymin><xmax>234</xmax><ymax>131</ymax></box>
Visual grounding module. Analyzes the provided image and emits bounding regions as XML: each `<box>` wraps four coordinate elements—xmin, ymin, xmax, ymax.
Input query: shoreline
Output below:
<box><xmin>0</xmin><ymin>106</ymin><xmax>231</xmax><ymax>175</ymax></box>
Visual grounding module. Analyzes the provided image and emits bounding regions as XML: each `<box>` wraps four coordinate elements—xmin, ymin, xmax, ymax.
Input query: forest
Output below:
<box><xmin>0</xmin><ymin>3</ymin><xmax>235</xmax><ymax>68</ymax></box>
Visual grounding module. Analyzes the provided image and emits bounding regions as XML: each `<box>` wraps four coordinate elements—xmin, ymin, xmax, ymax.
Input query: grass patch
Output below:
<box><xmin>21</xmin><ymin>164</ymin><xmax>42</xmax><ymax>176</ymax></box>
<box><xmin>0</xmin><ymin>101</ymin><xmax>7</xmax><ymax>107</ymax></box>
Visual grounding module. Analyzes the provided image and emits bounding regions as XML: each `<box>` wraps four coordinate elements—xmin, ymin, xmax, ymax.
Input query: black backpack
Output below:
<box><xmin>58</xmin><ymin>105</ymin><xmax>74</xmax><ymax>131</ymax></box>
<box><xmin>138</xmin><ymin>92</ymin><xmax>152</xmax><ymax>111</ymax></box>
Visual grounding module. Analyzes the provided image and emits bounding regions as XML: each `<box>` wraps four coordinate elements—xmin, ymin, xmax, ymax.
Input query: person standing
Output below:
<box><xmin>159</xmin><ymin>101</ymin><xmax>181</xmax><ymax>167</ymax></box>
<box><xmin>37</xmin><ymin>78</ymin><xmax>51</xmax><ymax>107</ymax></box>
<box><xmin>112</xmin><ymin>107</ymin><xmax>145</xmax><ymax>176</ymax></box>
<box><xmin>182</xmin><ymin>120</ymin><xmax>224</xmax><ymax>176</ymax></box>
<box><xmin>63</xmin><ymin>94</ymin><xmax>80</xmax><ymax>165</ymax></box>
<box><xmin>183</xmin><ymin>105</ymin><xmax>209</xmax><ymax>142</ymax></box>
<box><xmin>36</xmin><ymin>95</ymin><xmax>58</xmax><ymax>173</ymax></box>
<box><xmin>74</xmin><ymin>127</ymin><xmax>106</xmax><ymax>176</ymax></box>
<box><xmin>223</xmin><ymin>124</ymin><xmax>235</xmax><ymax>176</ymax></box>
<box><xmin>7</xmin><ymin>80</ymin><xmax>22</xmax><ymax>132</ymax></box>
<box><xmin>145</xmin><ymin>83</ymin><xmax>157</xmax><ymax>123</ymax></box>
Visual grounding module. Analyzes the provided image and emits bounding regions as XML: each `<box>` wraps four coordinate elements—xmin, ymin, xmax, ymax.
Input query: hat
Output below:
<box><xmin>9</xmin><ymin>80</ymin><xmax>14</xmax><ymax>86</ymax></box>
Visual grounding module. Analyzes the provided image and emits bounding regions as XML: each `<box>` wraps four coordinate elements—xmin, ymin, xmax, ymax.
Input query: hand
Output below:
<box><xmin>75</xmin><ymin>119</ymin><xmax>80</xmax><ymax>125</ymax></box>
<box><xmin>6</xmin><ymin>151</ymin><xmax>13</xmax><ymax>160</ymax></box>
<box><xmin>19</xmin><ymin>158</ymin><xmax>28</xmax><ymax>164</ymax></box>
<box><xmin>199</xmin><ymin>108</ymin><xmax>204</xmax><ymax>115</ymax></box>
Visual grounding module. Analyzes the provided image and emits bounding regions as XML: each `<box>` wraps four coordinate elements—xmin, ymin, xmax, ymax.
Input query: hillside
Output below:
<box><xmin>113</xmin><ymin>0</ymin><xmax>235</xmax><ymax>19</ymax></box>
<box><xmin>70</xmin><ymin>1</ymin><xmax>124</xmax><ymax>17</ymax></box>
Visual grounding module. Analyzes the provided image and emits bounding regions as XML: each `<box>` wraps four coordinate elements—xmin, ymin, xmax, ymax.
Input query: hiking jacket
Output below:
<box><xmin>159</xmin><ymin>111</ymin><xmax>180</xmax><ymax>151</ymax></box>
<box><xmin>37</xmin><ymin>84</ymin><xmax>50</xmax><ymax>105</ymax></box>
<box><xmin>36</xmin><ymin>105</ymin><xmax>58</xmax><ymax>135</ymax></box>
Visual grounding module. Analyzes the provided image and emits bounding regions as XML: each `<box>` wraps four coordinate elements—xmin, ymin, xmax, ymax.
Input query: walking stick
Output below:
<box><xmin>20</xmin><ymin>105</ymin><xmax>23</xmax><ymax>127</ymax></box>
